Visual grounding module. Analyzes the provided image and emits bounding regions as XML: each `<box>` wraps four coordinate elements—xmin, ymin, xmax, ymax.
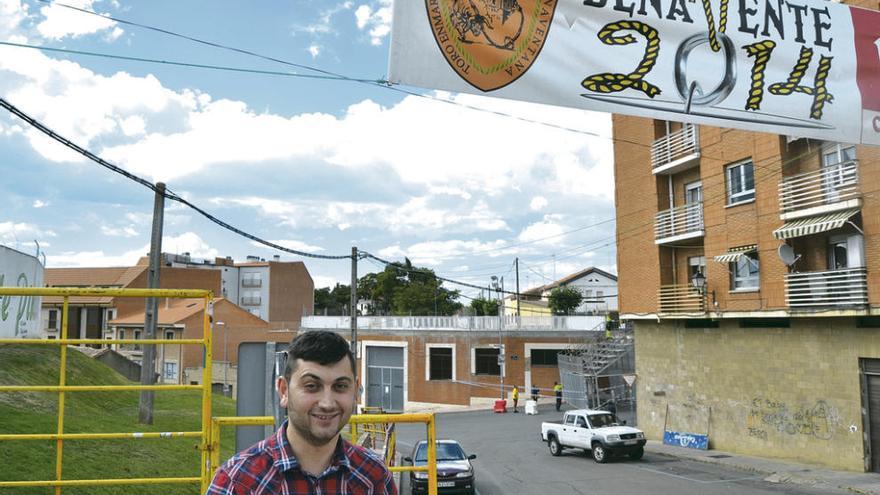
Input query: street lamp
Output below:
<box><xmin>691</xmin><ymin>271</ymin><xmax>706</xmax><ymax>291</ymax></box>
<box><xmin>490</xmin><ymin>276</ymin><xmax>505</xmax><ymax>401</ymax></box>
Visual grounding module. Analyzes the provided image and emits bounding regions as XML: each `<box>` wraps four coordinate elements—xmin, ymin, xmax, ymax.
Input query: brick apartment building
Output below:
<box><xmin>613</xmin><ymin>111</ymin><xmax>880</xmax><ymax>471</ymax></box>
<box><xmin>300</xmin><ymin>315</ymin><xmax>607</xmax><ymax>411</ymax></box>
<box><xmin>42</xmin><ymin>253</ymin><xmax>314</xmax><ymax>393</ymax></box>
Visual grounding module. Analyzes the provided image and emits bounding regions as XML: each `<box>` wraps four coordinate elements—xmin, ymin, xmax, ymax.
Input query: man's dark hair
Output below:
<box><xmin>283</xmin><ymin>331</ymin><xmax>355</xmax><ymax>380</ymax></box>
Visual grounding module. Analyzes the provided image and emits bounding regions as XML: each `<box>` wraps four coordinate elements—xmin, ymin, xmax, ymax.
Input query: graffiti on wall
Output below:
<box><xmin>746</xmin><ymin>397</ymin><xmax>839</xmax><ymax>441</ymax></box>
<box><xmin>0</xmin><ymin>272</ymin><xmax>40</xmax><ymax>337</ymax></box>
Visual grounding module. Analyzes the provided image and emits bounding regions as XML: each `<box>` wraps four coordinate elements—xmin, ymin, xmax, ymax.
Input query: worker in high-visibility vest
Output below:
<box><xmin>511</xmin><ymin>385</ymin><xmax>519</xmax><ymax>413</ymax></box>
<box><xmin>553</xmin><ymin>382</ymin><xmax>563</xmax><ymax>411</ymax></box>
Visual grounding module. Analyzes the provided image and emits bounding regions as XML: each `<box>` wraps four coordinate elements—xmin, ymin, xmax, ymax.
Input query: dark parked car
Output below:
<box><xmin>403</xmin><ymin>439</ymin><xmax>476</xmax><ymax>495</ymax></box>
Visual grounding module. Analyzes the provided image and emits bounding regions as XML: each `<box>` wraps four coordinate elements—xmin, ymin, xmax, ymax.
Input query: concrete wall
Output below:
<box><xmin>635</xmin><ymin>319</ymin><xmax>874</xmax><ymax>471</ymax></box>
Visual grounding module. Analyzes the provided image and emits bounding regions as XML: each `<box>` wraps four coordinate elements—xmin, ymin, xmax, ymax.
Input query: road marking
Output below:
<box><xmin>632</xmin><ymin>465</ymin><xmax>763</xmax><ymax>484</ymax></box>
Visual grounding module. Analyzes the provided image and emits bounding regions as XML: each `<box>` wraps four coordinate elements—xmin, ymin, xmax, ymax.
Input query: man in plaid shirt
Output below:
<box><xmin>207</xmin><ymin>331</ymin><xmax>397</xmax><ymax>494</ymax></box>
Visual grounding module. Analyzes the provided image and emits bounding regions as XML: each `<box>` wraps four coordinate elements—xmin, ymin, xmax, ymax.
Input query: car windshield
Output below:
<box><xmin>415</xmin><ymin>442</ymin><xmax>466</xmax><ymax>462</ymax></box>
<box><xmin>588</xmin><ymin>413</ymin><xmax>618</xmax><ymax>428</ymax></box>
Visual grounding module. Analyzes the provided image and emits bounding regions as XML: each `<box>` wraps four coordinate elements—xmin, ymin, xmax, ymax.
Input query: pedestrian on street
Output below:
<box><xmin>532</xmin><ymin>384</ymin><xmax>539</xmax><ymax>402</ymax></box>
<box><xmin>553</xmin><ymin>382</ymin><xmax>563</xmax><ymax>411</ymax></box>
<box><xmin>511</xmin><ymin>385</ymin><xmax>519</xmax><ymax>413</ymax></box>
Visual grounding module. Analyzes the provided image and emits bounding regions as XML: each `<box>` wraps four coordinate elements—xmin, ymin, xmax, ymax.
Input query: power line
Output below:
<box><xmin>0</xmin><ymin>96</ymin><xmax>351</xmax><ymax>261</ymax></box>
<box><xmin>0</xmin><ymin>40</ymin><xmax>377</xmax><ymax>83</ymax></box>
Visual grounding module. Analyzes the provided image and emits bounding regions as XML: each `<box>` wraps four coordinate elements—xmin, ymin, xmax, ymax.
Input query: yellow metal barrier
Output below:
<box><xmin>0</xmin><ymin>287</ymin><xmax>215</xmax><ymax>494</ymax></box>
<box><xmin>209</xmin><ymin>413</ymin><xmax>439</xmax><ymax>495</ymax></box>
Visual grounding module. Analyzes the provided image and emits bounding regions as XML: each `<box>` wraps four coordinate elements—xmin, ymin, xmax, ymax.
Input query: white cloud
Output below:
<box><xmin>530</xmin><ymin>196</ymin><xmax>548</xmax><ymax>211</ymax></box>
<box><xmin>297</xmin><ymin>2</ymin><xmax>354</xmax><ymax>36</ymax></box>
<box><xmin>100</xmin><ymin>225</ymin><xmax>138</xmax><ymax>237</ymax></box>
<box><xmin>308</xmin><ymin>44</ymin><xmax>321</xmax><ymax>58</ymax></box>
<box><xmin>313</xmin><ymin>275</ymin><xmax>338</xmax><ymax>289</ymax></box>
<box><xmin>0</xmin><ymin>0</ymin><xmax>28</xmax><ymax>39</ymax></box>
<box><xmin>32</xmin><ymin>200</ymin><xmax>48</xmax><ymax>208</ymax></box>
<box><xmin>377</xmin><ymin>239</ymin><xmax>508</xmax><ymax>266</ymax></box>
<box><xmin>45</xmin><ymin>232</ymin><xmax>217</xmax><ymax>268</ymax></box>
<box><xmin>517</xmin><ymin>217</ymin><xmax>566</xmax><ymax>245</ymax></box>
<box><xmin>354</xmin><ymin>0</ymin><xmax>392</xmax><ymax>45</ymax></box>
<box><xmin>248</xmin><ymin>239</ymin><xmax>325</xmax><ymax>254</ymax></box>
<box><xmin>0</xmin><ymin>221</ymin><xmax>56</xmax><ymax>244</ymax></box>
<box><xmin>36</xmin><ymin>0</ymin><xmax>122</xmax><ymax>40</ymax></box>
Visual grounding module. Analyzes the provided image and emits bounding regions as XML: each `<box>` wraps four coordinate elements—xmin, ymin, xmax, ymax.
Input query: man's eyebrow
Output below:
<box><xmin>298</xmin><ymin>373</ymin><xmax>353</xmax><ymax>383</ymax></box>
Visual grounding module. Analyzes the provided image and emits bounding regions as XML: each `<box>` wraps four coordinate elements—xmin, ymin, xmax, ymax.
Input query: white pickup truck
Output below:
<box><xmin>540</xmin><ymin>409</ymin><xmax>646</xmax><ymax>463</ymax></box>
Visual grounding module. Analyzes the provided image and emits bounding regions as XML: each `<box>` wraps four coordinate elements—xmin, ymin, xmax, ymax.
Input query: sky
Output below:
<box><xmin>0</xmin><ymin>0</ymin><xmax>617</xmax><ymax>299</ymax></box>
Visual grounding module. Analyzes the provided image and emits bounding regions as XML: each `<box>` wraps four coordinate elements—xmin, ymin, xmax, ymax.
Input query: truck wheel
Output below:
<box><xmin>548</xmin><ymin>437</ymin><xmax>562</xmax><ymax>456</ymax></box>
<box><xmin>591</xmin><ymin>443</ymin><xmax>609</xmax><ymax>463</ymax></box>
<box><xmin>628</xmin><ymin>447</ymin><xmax>644</xmax><ymax>460</ymax></box>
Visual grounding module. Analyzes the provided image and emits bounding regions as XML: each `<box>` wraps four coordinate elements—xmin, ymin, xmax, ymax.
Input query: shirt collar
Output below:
<box><xmin>270</xmin><ymin>420</ymin><xmax>352</xmax><ymax>474</ymax></box>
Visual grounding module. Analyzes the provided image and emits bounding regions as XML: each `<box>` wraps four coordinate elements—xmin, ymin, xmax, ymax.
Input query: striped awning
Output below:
<box><xmin>773</xmin><ymin>209</ymin><xmax>859</xmax><ymax>240</ymax></box>
<box><xmin>713</xmin><ymin>245</ymin><xmax>757</xmax><ymax>263</ymax></box>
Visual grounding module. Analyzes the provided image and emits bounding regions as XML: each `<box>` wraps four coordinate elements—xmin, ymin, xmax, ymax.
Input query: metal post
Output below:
<box><xmin>350</xmin><ymin>247</ymin><xmax>358</xmax><ymax>374</ymax></box>
<box><xmin>515</xmin><ymin>258</ymin><xmax>521</xmax><ymax>323</ymax></box>
<box><xmin>139</xmin><ymin>182</ymin><xmax>165</xmax><ymax>424</ymax></box>
<box><xmin>499</xmin><ymin>277</ymin><xmax>504</xmax><ymax>400</ymax></box>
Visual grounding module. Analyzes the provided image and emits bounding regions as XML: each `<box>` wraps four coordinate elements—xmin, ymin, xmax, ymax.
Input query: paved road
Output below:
<box><xmin>394</xmin><ymin>405</ymin><xmax>847</xmax><ymax>495</ymax></box>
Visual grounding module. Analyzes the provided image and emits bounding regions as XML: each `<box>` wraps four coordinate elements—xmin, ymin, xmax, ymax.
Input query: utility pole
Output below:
<box><xmin>350</xmin><ymin>246</ymin><xmax>358</xmax><ymax>375</ymax></box>
<box><xmin>139</xmin><ymin>182</ymin><xmax>165</xmax><ymax>424</ymax></box>
<box><xmin>515</xmin><ymin>257</ymin><xmax>521</xmax><ymax>321</ymax></box>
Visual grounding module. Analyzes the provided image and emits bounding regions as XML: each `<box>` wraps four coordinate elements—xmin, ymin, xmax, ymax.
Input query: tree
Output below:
<box><xmin>548</xmin><ymin>286</ymin><xmax>583</xmax><ymax>315</ymax></box>
<box><xmin>469</xmin><ymin>297</ymin><xmax>499</xmax><ymax>316</ymax></box>
<box><xmin>314</xmin><ymin>283</ymin><xmax>352</xmax><ymax>315</ymax></box>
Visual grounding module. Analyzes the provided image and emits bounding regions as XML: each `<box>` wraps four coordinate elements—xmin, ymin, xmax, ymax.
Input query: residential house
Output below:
<box><xmin>509</xmin><ymin>267</ymin><xmax>618</xmax><ymax>315</ymax></box>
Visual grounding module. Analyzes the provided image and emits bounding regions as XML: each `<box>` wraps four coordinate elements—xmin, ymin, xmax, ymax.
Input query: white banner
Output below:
<box><xmin>0</xmin><ymin>246</ymin><xmax>43</xmax><ymax>339</ymax></box>
<box><xmin>389</xmin><ymin>0</ymin><xmax>880</xmax><ymax>145</ymax></box>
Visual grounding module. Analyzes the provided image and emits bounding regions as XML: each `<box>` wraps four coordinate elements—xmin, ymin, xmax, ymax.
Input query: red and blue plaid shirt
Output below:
<box><xmin>206</xmin><ymin>421</ymin><xmax>397</xmax><ymax>495</ymax></box>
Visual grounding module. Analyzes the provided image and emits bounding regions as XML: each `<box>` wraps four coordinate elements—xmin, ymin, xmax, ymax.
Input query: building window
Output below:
<box><xmin>531</xmin><ymin>349</ymin><xmax>562</xmax><ymax>366</ymax></box>
<box><xmin>164</xmin><ymin>362</ymin><xmax>178</xmax><ymax>381</ymax></box>
<box><xmin>48</xmin><ymin>310</ymin><xmax>58</xmax><ymax>330</ymax></box>
<box><xmin>731</xmin><ymin>253</ymin><xmax>760</xmax><ymax>290</ymax></box>
<box><xmin>688</xmin><ymin>256</ymin><xmax>706</xmax><ymax>281</ymax></box>
<box><xmin>726</xmin><ymin>160</ymin><xmax>755</xmax><ymax>205</ymax></box>
<box><xmin>242</xmin><ymin>272</ymin><xmax>262</xmax><ymax>287</ymax></box>
<box><xmin>428</xmin><ymin>347</ymin><xmax>453</xmax><ymax>380</ymax></box>
<box><xmin>165</xmin><ymin>330</ymin><xmax>174</xmax><ymax>340</ymax></box>
<box><xmin>241</xmin><ymin>291</ymin><xmax>261</xmax><ymax>306</ymax></box>
<box><xmin>822</xmin><ymin>143</ymin><xmax>856</xmax><ymax>166</ymax></box>
<box><xmin>583</xmin><ymin>290</ymin><xmax>592</xmax><ymax>300</ymax></box>
<box><xmin>118</xmin><ymin>329</ymin><xmax>125</xmax><ymax>340</ymax></box>
<box><xmin>473</xmin><ymin>348</ymin><xmax>501</xmax><ymax>376</ymax></box>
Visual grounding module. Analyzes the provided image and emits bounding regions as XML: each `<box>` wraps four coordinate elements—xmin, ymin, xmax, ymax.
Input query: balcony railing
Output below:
<box><xmin>658</xmin><ymin>285</ymin><xmax>705</xmax><ymax>314</ymax></box>
<box><xmin>240</xmin><ymin>296</ymin><xmax>261</xmax><ymax>306</ymax></box>
<box><xmin>785</xmin><ymin>267</ymin><xmax>868</xmax><ymax>308</ymax></box>
<box><xmin>651</xmin><ymin>124</ymin><xmax>699</xmax><ymax>173</ymax></box>
<box><xmin>300</xmin><ymin>315</ymin><xmax>605</xmax><ymax>331</ymax></box>
<box><xmin>241</xmin><ymin>278</ymin><xmax>262</xmax><ymax>288</ymax></box>
<box><xmin>779</xmin><ymin>160</ymin><xmax>859</xmax><ymax>217</ymax></box>
<box><xmin>655</xmin><ymin>202</ymin><xmax>704</xmax><ymax>244</ymax></box>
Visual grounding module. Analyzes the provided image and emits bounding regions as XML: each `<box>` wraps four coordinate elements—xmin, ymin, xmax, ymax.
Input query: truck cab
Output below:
<box><xmin>540</xmin><ymin>409</ymin><xmax>646</xmax><ymax>463</ymax></box>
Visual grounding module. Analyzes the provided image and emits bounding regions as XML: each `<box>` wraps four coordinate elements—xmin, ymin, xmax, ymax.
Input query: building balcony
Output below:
<box><xmin>655</xmin><ymin>202</ymin><xmax>704</xmax><ymax>245</ymax></box>
<box><xmin>240</xmin><ymin>296</ymin><xmax>262</xmax><ymax>306</ymax></box>
<box><xmin>658</xmin><ymin>285</ymin><xmax>706</xmax><ymax>314</ymax></box>
<box><xmin>651</xmin><ymin>124</ymin><xmax>700</xmax><ymax>175</ymax></box>
<box><xmin>779</xmin><ymin>160</ymin><xmax>861</xmax><ymax>221</ymax></box>
<box><xmin>785</xmin><ymin>267</ymin><xmax>868</xmax><ymax>308</ymax></box>
<box><xmin>241</xmin><ymin>278</ymin><xmax>262</xmax><ymax>288</ymax></box>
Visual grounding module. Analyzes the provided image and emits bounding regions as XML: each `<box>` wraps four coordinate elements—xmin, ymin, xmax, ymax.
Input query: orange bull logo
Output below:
<box><xmin>425</xmin><ymin>0</ymin><xmax>558</xmax><ymax>91</ymax></box>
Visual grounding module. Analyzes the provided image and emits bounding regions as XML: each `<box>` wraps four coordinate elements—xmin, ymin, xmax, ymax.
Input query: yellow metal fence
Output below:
<box><xmin>0</xmin><ymin>287</ymin><xmax>215</xmax><ymax>494</ymax></box>
<box><xmin>0</xmin><ymin>287</ymin><xmax>439</xmax><ymax>495</ymax></box>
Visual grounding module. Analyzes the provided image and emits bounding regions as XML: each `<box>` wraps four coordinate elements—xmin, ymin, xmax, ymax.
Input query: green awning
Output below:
<box><xmin>713</xmin><ymin>245</ymin><xmax>757</xmax><ymax>263</ymax></box>
<box><xmin>773</xmin><ymin>209</ymin><xmax>859</xmax><ymax>240</ymax></box>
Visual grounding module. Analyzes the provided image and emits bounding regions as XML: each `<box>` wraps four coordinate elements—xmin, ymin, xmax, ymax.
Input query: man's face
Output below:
<box><xmin>278</xmin><ymin>357</ymin><xmax>356</xmax><ymax>447</ymax></box>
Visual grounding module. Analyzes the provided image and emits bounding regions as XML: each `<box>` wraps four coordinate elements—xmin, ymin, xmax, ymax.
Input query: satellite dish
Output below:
<box><xmin>778</xmin><ymin>244</ymin><xmax>799</xmax><ymax>266</ymax></box>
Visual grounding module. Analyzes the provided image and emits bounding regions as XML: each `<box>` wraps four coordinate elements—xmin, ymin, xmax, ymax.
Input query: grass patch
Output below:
<box><xmin>0</xmin><ymin>344</ymin><xmax>239</xmax><ymax>495</ymax></box>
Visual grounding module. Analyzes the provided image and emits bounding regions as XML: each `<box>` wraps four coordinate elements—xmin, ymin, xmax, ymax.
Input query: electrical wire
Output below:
<box><xmin>0</xmin><ymin>96</ymin><xmax>351</xmax><ymax>261</ymax></box>
<box><xmin>0</xmin><ymin>40</ymin><xmax>377</xmax><ymax>83</ymax></box>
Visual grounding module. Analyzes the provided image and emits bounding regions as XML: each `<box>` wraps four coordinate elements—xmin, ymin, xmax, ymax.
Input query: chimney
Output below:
<box><xmin>273</xmin><ymin>255</ymin><xmax>281</xmax><ymax>262</ymax></box>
